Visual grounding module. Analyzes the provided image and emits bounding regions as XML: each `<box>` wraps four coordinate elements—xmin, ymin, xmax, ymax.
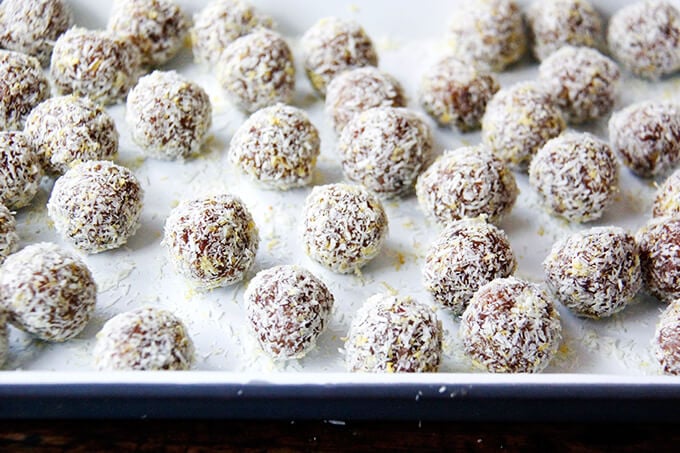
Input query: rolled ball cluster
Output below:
<box><xmin>0</xmin><ymin>131</ymin><xmax>43</xmax><ymax>210</ymax></box>
<box><xmin>0</xmin><ymin>203</ymin><xmax>19</xmax><ymax>265</ymax></box>
<box><xmin>0</xmin><ymin>50</ymin><xmax>49</xmax><ymax>131</ymax></box>
<box><xmin>636</xmin><ymin>217</ymin><xmax>680</xmax><ymax>303</ymax></box>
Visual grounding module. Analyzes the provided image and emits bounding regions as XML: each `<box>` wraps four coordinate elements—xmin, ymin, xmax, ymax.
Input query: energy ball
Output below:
<box><xmin>0</xmin><ymin>242</ymin><xmax>97</xmax><ymax>342</ymax></box>
<box><xmin>654</xmin><ymin>168</ymin><xmax>680</xmax><ymax>218</ymax></box>
<box><xmin>345</xmin><ymin>294</ymin><xmax>443</xmax><ymax>373</ymax></box>
<box><xmin>461</xmin><ymin>277</ymin><xmax>562</xmax><ymax>373</ymax></box>
<box><xmin>126</xmin><ymin>70</ymin><xmax>212</xmax><ymax>160</ymax></box>
<box><xmin>0</xmin><ymin>0</ymin><xmax>73</xmax><ymax>66</ymax></box>
<box><xmin>191</xmin><ymin>0</ymin><xmax>273</xmax><ymax>66</ymax></box>
<box><xmin>25</xmin><ymin>95</ymin><xmax>119</xmax><ymax>175</ymax></box>
<box><xmin>107</xmin><ymin>0</ymin><xmax>190</xmax><ymax>67</ymax></box>
<box><xmin>653</xmin><ymin>299</ymin><xmax>680</xmax><ymax>375</ymax></box>
<box><xmin>447</xmin><ymin>0</ymin><xmax>526</xmax><ymax>71</ymax></box>
<box><xmin>482</xmin><ymin>82</ymin><xmax>566</xmax><ymax>171</ymax></box>
<box><xmin>301</xmin><ymin>17</ymin><xmax>378</xmax><ymax>96</ymax></box>
<box><xmin>538</xmin><ymin>45</ymin><xmax>620</xmax><ymax>124</ymax></box>
<box><xmin>0</xmin><ymin>203</ymin><xmax>19</xmax><ymax>264</ymax></box>
<box><xmin>636</xmin><ymin>216</ymin><xmax>680</xmax><ymax>303</ymax></box>
<box><xmin>526</xmin><ymin>0</ymin><xmax>604</xmax><ymax>61</ymax></box>
<box><xmin>50</xmin><ymin>27</ymin><xmax>142</xmax><ymax>105</ymax></box>
<box><xmin>419</xmin><ymin>56</ymin><xmax>500</xmax><ymax>132</ymax></box>
<box><xmin>47</xmin><ymin>160</ymin><xmax>144</xmax><ymax>254</ymax></box>
<box><xmin>325</xmin><ymin>67</ymin><xmax>405</xmax><ymax>135</ymax></box>
<box><xmin>607</xmin><ymin>0</ymin><xmax>680</xmax><ymax>80</ymax></box>
<box><xmin>338</xmin><ymin>107</ymin><xmax>433</xmax><ymax>198</ymax></box>
<box><xmin>543</xmin><ymin>226</ymin><xmax>642</xmax><ymax>319</ymax></box>
<box><xmin>302</xmin><ymin>183</ymin><xmax>388</xmax><ymax>274</ymax></box>
<box><xmin>229</xmin><ymin>103</ymin><xmax>319</xmax><ymax>190</ymax></box>
<box><xmin>416</xmin><ymin>145</ymin><xmax>518</xmax><ymax>226</ymax></box>
<box><xmin>93</xmin><ymin>307</ymin><xmax>194</xmax><ymax>371</ymax></box>
<box><xmin>162</xmin><ymin>194</ymin><xmax>259</xmax><ymax>289</ymax></box>
<box><xmin>0</xmin><ymin>131</ymin><xmax>43</xmax><ymax>210</ymax></box>
<box><xmin>0</xmin><ymin>50</ymin><xmax>49</xmax><ymax>131</ymax></box>
<box><xmin>608</xmin><ymin>101</ymin><xmax>680</xmax><ymax>178</ymax></box>
<box><xmin>245</xmin><ymin>265</ymin><xmax>334</xmax><ymax>360</ymax></box>
<box><xmin>423</xmin><ymin>218</ymin><xmax>517</xmax><ymax>316</ymax></box>
<box><xmin>528</xmin><ymin>132</ymin><xmax>618</xmax><ymax>223</ymax></box>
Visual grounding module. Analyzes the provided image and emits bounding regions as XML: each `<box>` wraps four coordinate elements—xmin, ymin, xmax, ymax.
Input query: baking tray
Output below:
<box><xmin>4</xmin><ymin>0</ymin><xmax>680</xmax><ymax>421</ymax></box>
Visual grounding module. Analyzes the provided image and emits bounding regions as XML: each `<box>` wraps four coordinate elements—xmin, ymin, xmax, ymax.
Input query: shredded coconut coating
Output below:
<box><xmin>0</xmin><ymin>50</ymin><xmax>49</xmax><ymax>131</ymax></box>
<box><xmin>191</xmin><ymin>0</ymin><xmax>273</xmax><ymax>66</ymax></box>
<box><xmin>0</xmin><ymin>204</ymin><xmax>19</xmax><ymax>265</ymax></box>
<box><xmin>607</xmin><ymin>0</ymin><xmax>680</xmax><ymax>80</ymax></box>
<box><xmin>636</xmin><ymin>216</ymin><xmax>680</xmax><ymax>303</ymax></box>
<box><xmin>50</xmin><ymin>27</ymin><xmax>142</xmax><ymax>105</ymax></box>
<box><xmin>345</xmin><ymin>293</ymin><xmax>443</xmax><ymax>373</ymax></box>
<box><xmin>653</xmin><ymin>299</ymin><xmax>680</xmax><ymax>375</ymax></box>
<box><xmin>447</xmin><ymin>0</ymin><xmax>526</xmax><ymax>71</ymax></box>
<box><xmin>0</xmin><ymin>313</ymin><xmax>7</xmax><ymax>368</ymax></box>
<box><xmin>162</xmin><ymin>194</ymin><xmax>259</xmax><ymax>289</ymax></box>
<box><xmin>423</xmin><ymin>218</ymin><xmax>517</xmax><ymax>316</ymax></box>
<box><xmin>93</xmin><ymin>307</ymin><xmax>195</xmax><ymax>371</ymax></box>
<box><xmin>0</xmin><ymin>0</ymin><xmax>73</xmax><ymax>67</ymax></box>
<box><xmin>461</xmin><ymin>276</ymin><xmax>562</xmax><ymax>373</ymax></box>
<box><xmin>526</xmin><ymin>0</ymin><xmax>604</xmax><ymax>61</ymax></box>
<box><xmin>0</xmin><ymin>131</ymin><xmax>43</xmax><ymax>210</ymax></box>
<box><xmin>538</xmin><ymin>45</ymin><xmax>620</xmax><ymax>124</ymax></box>
<box><xmin>47</xmin><ymin>160</ymin><xmax>144</xmax><ymax>254</ymax></box>
<box><xmin>301</xmin><ymin>16</ymin><xmax>378</xmax><ymax>96</ymax></box>
<box><xmin>654</xmin><ymin>168</ymin><xmax>680</xmax><ymax>218</ymax></box>
<box><xmin>25</xmin><ymin>95</ymin><xmax>119</xmax><ymax>175</ymax></box>
<box><xmin>338</xmin><ymin>107</ymin><xmax>433</xmax><ymax>198</ymax></box>
<box><xmin>245</xmin><ymin>265</ymin><xmax>334</xmax><ymax>360</ymax></box>
<box><xmin>608</xmin><ymin>101</ymin><xmax>680</xmax><ymax>178</ymax></box>
<box><xmin>325</xmin><ymin>67</ymin><xmax>405</xmax><ymax>135</ymax></box>
<box><xmin>126</xmin><ymin>70</ymin><xmax>212</xmax><ymax>160</ymax></box>
<box><xmin>416</xmin><ymin>145</ymin><xmax>518</xmax><ymax>226</ymax></box>
<box><xmin>528</xmin><ymin>132</ymin><xmax>618</xmax><ymax>223</ymax></box>
<box><xmin>0</xmin><ymin>242</ymin><xmax>97</xmax><ymax>342</ymax></box>
<box><xmin>543</xmin><ymin>226</ymin><xmax>642</xmax><ymax>319</ymax></box>
<box><xmin>107</xmin><ymin>0</ymin><xmax>191</xmax><ymax>67</ymax></box>
<box><xmin>419</xmin><ymin>56</ymin><xmax>499</xmax><ymax>132</ymax></box>
<box><xmin>302</xmin><ymin>183</ymin><xmax>388</xmax><ymax>274</ymax></box>
<box><xmin>217</xmin><ymin>29</ymin><xmax>295</xmax><ymax>113</ymax></box>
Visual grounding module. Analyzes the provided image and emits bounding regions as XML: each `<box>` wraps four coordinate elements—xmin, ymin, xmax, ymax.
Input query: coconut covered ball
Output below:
<box><xmin>93</xmin><ymin>307</ymin><xmax>195</xmax><ymax>371</ymax></box>
<box><xmin>0</xmin><ymin>50</ymin><xmax>50</xmax><ymax>131</ymax></box>
<box><xmin>423</xmin><ymin>218</ymin><xmax>517</xmax><ymax>316</ymax></box>
<box><xmin>301</xmin><ymin>17</ymin><xmax>378</xmax><ymax>96</ymax></box>
<box><xmin>608</xmin><ymin>0</ymin><xmax>680</xmax><ymax>80</ymax></box>
<box><xmin>325</xmin><ymin>67</ymin><xmax>405</xmax><ymax>135</ymax></box>
<box><xmin>245</xmin><ymin>265</ymin><xmax>334</xmax><ymax>360</ymax></box>
<box><xmin>338</xmin><ymin>107</ymin><xmax>433</xmax><ymax>198</ymax></box>
<box><xmin>481</xmin><ymin>82</ymin><xmax>566</xmax><ymax>171</ymax></box>
<box><xmin>0</xmin><ymin>131</ymin><xmax>43</xmax><ymax>211</ymax></box>
<box><xmin>654</xmin><ymin>168</ymin><xmax>680</xmax><ymax>218</ymax></box>
<box><xmin>302</xmin><ymin>183</ymin><xmax>388</xmax><ymax>274</ymax></box>
<box><xmin>126</xmin><ymin>70</ymin><xmax>212</xmax><ymax>160</ymax></box>
<box><xmin>544</xmin><ymin>226</ymin><xmax>642</xmax><ymax>319</ymax></box>
<box><xmin>47</xmin><ymin>161</ymin><xmax>144</xmax><ymax>253</ymax></box>
<box><xmin>0</xmin><ymin>203</ymin><xmax>19</xmax><ymax>264</ymax></box>
<box><xmin>0</xmin><ymin>242</ymin><xmax>97</xmax><ymax>342</ymax></box>
<box><xmin>162</xmin><ymin>194</ymin><xmax>259</xmax><ymax>289</ymax></box>
<box><xmin>416</xmin><ymin>145</ymin><xmax>518</xmax><ymax>226</ymax></box>
<box><xmin>538</xmin><ymin>45</ymin><xmax>620</xmax><ymax>124</ymax></box>
<box><xmin>461</xmin><ymin>277</ymin><xmax>562</xmax><ymax>373</ymax></box>
<box><xmin>608</xmin><ymin>101</ymin><xmax>680</xmax><ymax>178</ymax></box>
<box><xmin>653</xmin><ymin>299</ymin><xmax>680</xmax><ymax>375</ymax></box>
<box><xmin>529</xmin><ymin>132</ymin><xmax>618</xmax><ymax>223</ymax></box>
<box><xmin>229</xmin><ymin>103</ymin><xmax>320</xmax><ymax>190</ymax></box>
<box><xmin>636</xmin><ymin>216</ymin><xmax>680</xmax><ymax>303</ymax></box>
<box><xmin>419</xmin><ymin>56</ymin><xmax>500</xmax><ymax>132</ymax></box>
<box><xmin>25</xmin><ymin>96</ymin><xmax>119</xmax><ymax>175</ymax></box>
<box><xmin>447</xmin><ymin>0</ymin><xmax>526</xmax><ymax>71</ymax></box>
<box><xmin>345</xmin><ymin>294</ymin><xmax>443</xmax><ymax>373</ymax></box>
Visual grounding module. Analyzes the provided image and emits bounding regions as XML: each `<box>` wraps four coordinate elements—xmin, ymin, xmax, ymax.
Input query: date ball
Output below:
<box><xmin>653</xmin><ymin>299</ymin><xmax>680</xmax><ymax>375</ymax></box>
<box><xmin>529</xmin><ymin>132</ymin><xmax>618</xmax><ymax>223</ymax></box>
<box><xmin>461</xmin><ymin>277</ymin><xmax>562</xmax><ymax>373</ymax></box>
<box><xmin>0</xmin><ymin>131</ymin><xmax>43</xmax><ymax>210</ymax></box>
<box><xmin>245</xmin><ymin>265</ymin><xmax>334</xmax><ymax>360</ymax></box>
<box><xmin>544</xmin><ymin>226</ymin><xmax>642</xmax><ymax>319</ymax></box>
<box><xmin>636</xmin><ymin>217</ymin><xmax>680</xmax><ymax>303</ymax></box>
<box><xmin>302</xmin><ymin>183</ymin><xmax>388</xmax><ymax>274</ymax></box>
<box><xmin>419</xmin><ymin>56</ymin><xmax>499</xmax><ymax>132</ymax></box>
<box><xmin>126</xmin><ymin>70</ymin><xmax>212</xmax><ymax>160</ymax></box>
<box><xmin>345</xmin><ymin>294</ymin><xmax>443</xmax><ymax>373</ymax></box>
<box><xmin>0</xmin><ymin>50</ymin><xmax>49</xmax><ymax>131</ymax></box>
<box><xmin>47</xmin><ymin>161</ymin><xmax>144</xmax><ymax>254</ymax></box>
<box><xmin>0</xmin><ymin>203</ymin><xmax>19</xmax><ymax>265</ymax></box>
<box><xmin>0</xmin><ymin>242</ymin><xmax>97</xmax><ymax>342</ymax></box>
<box><xmin>162</xmin><ymin>194</ymin><xmax>259</xmax><ymax>289</ymax></box>
<box><xmin>654</xmin><ymin>169</ymin><xmax>680</xmax><ymax>218</ymax></box>
<box><xmin>94</xmin><ymin>307</ymin><xmax>194</xmax><ymax>371</ymax></box>
<box><xmin>339</xmin><ymin>107</ymin><xmax>433</xmax><ymax>198</ymax></box>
